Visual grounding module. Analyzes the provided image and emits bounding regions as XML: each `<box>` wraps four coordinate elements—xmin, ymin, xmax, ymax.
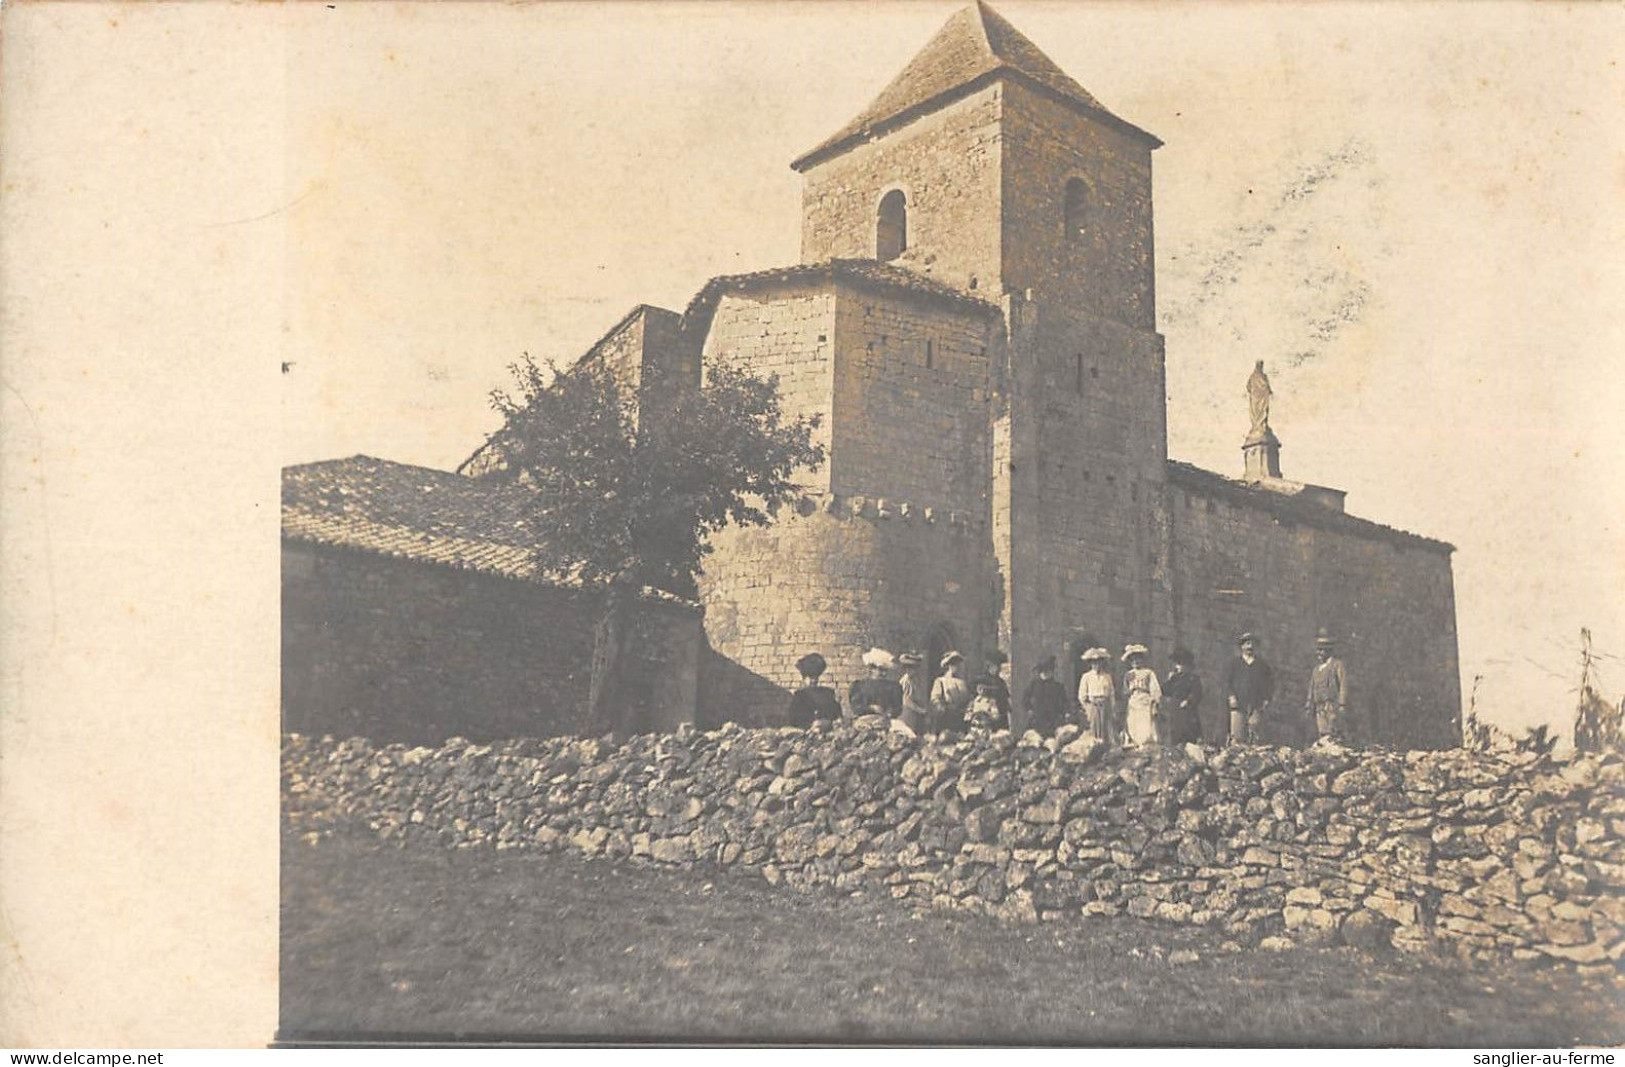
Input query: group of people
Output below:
<box><xmin>786</xmin><ymin>647</ymin><xmax>1016</xmax><ymax>735</ymax></box>
<box><xmin>786</xmin><ymin>628</ymin><xmax>1351</xmax><ymax>748</ymax></box>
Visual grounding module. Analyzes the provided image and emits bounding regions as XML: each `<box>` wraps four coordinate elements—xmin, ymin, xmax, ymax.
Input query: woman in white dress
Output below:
<box><xmin>896</xmin><ymin>651</ymin><xmax>929</xmax><ymax>735</ymax></box>
<box><xmin>930</xmin><ymin>651</ymin><xmax>973</xmax><ymax>734</ymax></box>
<box><xmin>1121</xmin><ymin>644</ymin><xmax>1162</xmax><ymax>747</ymax></box>
<box><xmin>1076</xmin><ymin>647</ymin><xmax>1117</xmax><ymax>746</ymax></box>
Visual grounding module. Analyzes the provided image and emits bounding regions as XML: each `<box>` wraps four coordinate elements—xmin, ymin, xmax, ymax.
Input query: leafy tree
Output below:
<box><xmin>489</xmin><ymin>352</ymin><xmax>824</xmax><ymax>737</ymax></box>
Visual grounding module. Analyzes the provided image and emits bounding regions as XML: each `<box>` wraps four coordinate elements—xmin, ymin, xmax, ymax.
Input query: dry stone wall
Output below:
<box><xmin>284</xmin><ymin>723</ymin><xmax>1625</xmax><ymax>970</ymax></box>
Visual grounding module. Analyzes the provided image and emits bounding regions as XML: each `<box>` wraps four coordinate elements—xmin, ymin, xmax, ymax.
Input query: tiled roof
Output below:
<box><xmin>681</xmin><ymin>258</ymin><xmax>999</xmax><ymax>332</ymax></box>
<box><xmin>792</xmin><ymin>1</ymin><xmax>1159</xmax><ymax>172</ymax></box>
<box><xmin>283</xmin><ymin>455</ymin><xmax>555</xmax><ymax>580</ymax></box>
<box><xmin>1166</xmin><ymin>460</ymin><xmax>1454</xmax><ymax>554</ymax></box>
<box><xmin>282</xmin><ymin>455</ymin><xmax>698</xmax><ymax>606</ymax></box>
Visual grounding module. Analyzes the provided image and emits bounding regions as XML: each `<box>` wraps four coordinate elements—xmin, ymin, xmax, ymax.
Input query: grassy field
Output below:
<box><xmin>280</xmin><ymin>830</ymin><xmax>1624</xmax><ymax>1046</ymax></box>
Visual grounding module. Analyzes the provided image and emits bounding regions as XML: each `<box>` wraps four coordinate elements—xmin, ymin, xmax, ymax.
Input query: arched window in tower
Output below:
<box><xmin>876</xmin><ymin>189</ymin><xmax>908</xmax><ymax>262</ymax></box>
<box><xmin>1065</xmin><ymin>178</ymin><xmax>1090</xmax><ymax>241</ymax></box>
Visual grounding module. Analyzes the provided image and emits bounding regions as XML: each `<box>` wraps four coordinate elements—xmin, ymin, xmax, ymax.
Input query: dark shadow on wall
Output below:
<box><xmin>925</xmin><ymin>622</ymin><xmax>960</xmax><ymax>691</ymax></box>
<box><xmin>280</xmin><ymin>630</ymin><xmax>588</xmax><ymax>747</ymax></box>
<box><xmin>698</xmin><ymin>648</ymin><xmax>792</xmax><ymax>730</ymax></box>
<box><xmin>282</xmin><ymin>543</ymin><xmax>704</xmax><ymax>746</ymax></box>
<box><xmin>281</xmin><ymin>555</ymin><xmax>592</xmax><ymax>746</ymax></box>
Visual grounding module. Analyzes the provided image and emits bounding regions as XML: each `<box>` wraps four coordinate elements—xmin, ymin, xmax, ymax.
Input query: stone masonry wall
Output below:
<box><xmin>584</xmin><ymin>308</ymin><xmax>653</xmax><ymax>394</ymax></box>
<box><xmin>702</xmin><ymin>286</ymin><xmax>836</xmax><ymax>492</ymax></box>
<box><xmin>800</xmin><ymin>86</ymin><xmax>1004</xmax><ymax>296</ymax></box>
<box><xmin>285</xmin><ymin>723</ymin><xmax>1625</xmax><ymax>971</ymax></box>
<box><xmin>1001</xmin><ymin>298</ymin><xmax>1172</xmax><ymax>702</ymax></box>
<box><xmin>1000</xmin><ymin>81</ymin><xmax>1157</xmax><ymax>330</ymax></box>
<box><xmin>1166</xmin><ymin>481</ymin><xmax>1461</xmax><ymax>749</ymax></box>
<box><xmin>990</xmin><ymin>82</ymin><xmax>1169</xmax><ymax>693</ymax></box>
<box><xmin>282</xmin><ymin>542</ymin><xmax>703</xmax><ymax>743</ymax></box>
<box><xmin>623</xmin><ymin>596</ymin><xmax>706</xmax><ymax>735</ymax></box>
<box><xmin>698</xmin><ymin>280</ymin><xmax>1003</xmax><ymax>724</ymax></box>
<box><xmin>829</xmin><ymin>286</ymin><xmax>997</xmax><ymax>516</ymax></box>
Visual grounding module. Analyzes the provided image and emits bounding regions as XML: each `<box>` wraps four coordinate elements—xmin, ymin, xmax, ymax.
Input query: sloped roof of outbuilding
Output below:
<box><xmin>792</xmin><ymin>1</ymin><xmax>1160</xmax><ymax>172</ymax></box>
<box><xmin>281</xmin><ymin>455</ymin><xmax>697</xmax><ymax>606</ymax></box>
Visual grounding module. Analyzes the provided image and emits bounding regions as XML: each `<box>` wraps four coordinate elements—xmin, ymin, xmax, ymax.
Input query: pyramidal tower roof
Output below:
<box><xmin>791</xmin><ymin>1</ymin><xmax>1159</xmax><ymax>172</ymax></box>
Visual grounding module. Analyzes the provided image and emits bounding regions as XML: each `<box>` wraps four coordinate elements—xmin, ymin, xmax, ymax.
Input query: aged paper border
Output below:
<box><xmin>2</xmin><ymin>0</ymin><xmax>1621</xmax><ymax>1047</ymax></box>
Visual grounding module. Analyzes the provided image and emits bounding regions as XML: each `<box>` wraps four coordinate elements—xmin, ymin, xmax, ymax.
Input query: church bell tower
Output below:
<box><xmin>789</xmin><ymin>1</ymin><xmax>1175</xmax><ymax>703</ymax></box>
<box><xmin>792</xmin><ymin>0</ymin><xmax>1160</xmax><ymax>328</ymax></box>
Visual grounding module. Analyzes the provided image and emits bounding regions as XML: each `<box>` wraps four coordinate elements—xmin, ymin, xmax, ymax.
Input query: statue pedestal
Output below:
<box><xmin>1242</xmin><ymin>427</ymin><xmax>1281</xmax><ymax>481</ymax></box>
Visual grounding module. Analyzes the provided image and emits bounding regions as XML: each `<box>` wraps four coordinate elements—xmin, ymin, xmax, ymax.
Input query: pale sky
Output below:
<box><xmin>276</xmin><ymin>1</ymin><xmax>1625</xmax><ymax>738</ymax></box>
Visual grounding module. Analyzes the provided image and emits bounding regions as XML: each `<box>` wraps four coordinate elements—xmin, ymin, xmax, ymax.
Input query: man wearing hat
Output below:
<box><xmin>930</xmin><ymin>651</ymin><xmax>973</xmax><ymax>734</ymax></box>
<box><xmin>849</xmin><ymin>647</ymin><xmax>904</xmax><ymax>720</ymax></box>
<box><xmin>1305</xmin><ymin>629</ymin><xmax>1349</xmax><ymax>743</ymax></box>
<box><xmin>787</xmin><ymin>653</ymin><xmax>842</xmax><ymax>728</ymax></box>
<box><xmin>1022</xmin><ymin>655</ymin><xmax>1069</xmax><ymax>737</ymax></box>
<box><xmin>1223</xmin><ymin>632</ymin><xmax>1275</xmax><ymax>744</ymax></box>
<box><xmin>1076</xmin><ymin>647</ymin><xmax>1117</xmax><ymax>745</ymax></box>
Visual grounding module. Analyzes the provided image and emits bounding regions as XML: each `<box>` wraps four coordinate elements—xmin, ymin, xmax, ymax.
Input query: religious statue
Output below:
<box><xmin>1246</xmin><ymin>360</ymin><xmax>1272</xmax><ymax>436</ymax></box>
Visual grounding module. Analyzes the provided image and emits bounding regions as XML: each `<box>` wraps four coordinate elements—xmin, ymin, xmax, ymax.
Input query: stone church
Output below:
<box><xmin>287</xmin><ymin>2</ymin><xmax>1461</xmax><ymax>748</ymax></box>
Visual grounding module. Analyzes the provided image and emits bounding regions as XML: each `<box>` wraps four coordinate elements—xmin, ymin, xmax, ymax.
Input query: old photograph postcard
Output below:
<box><xmin>2</xmin><ymin>0</ymin><xmax>1622</xmax><ymax>1049</ymax></box>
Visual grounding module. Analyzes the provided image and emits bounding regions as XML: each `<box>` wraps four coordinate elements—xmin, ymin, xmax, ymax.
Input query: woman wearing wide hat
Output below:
<box><xmin>1075</xmin><ymin>647</ymin><xmax>1117</xmax><ymax>746</ymax></box>
<box><xmin>930</xmin><ymin>651</ymin><xmax>973</xmax><ymax>734</ymax></box>
<box><xmin>786</xmin><ymin>652</ymin><xmax>842</xmax><ymax>728</ymax></box>
<box><xmin>849</xmin><ymin>646</ymin><xmax>903</xmax><ymax>720</ymax></box>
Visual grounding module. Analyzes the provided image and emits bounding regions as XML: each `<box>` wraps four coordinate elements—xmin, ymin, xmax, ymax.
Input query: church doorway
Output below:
<box><xmin>925</xmin><ymin>622</ymin><xmax>959</xmax><ymax>688</ymax></box>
